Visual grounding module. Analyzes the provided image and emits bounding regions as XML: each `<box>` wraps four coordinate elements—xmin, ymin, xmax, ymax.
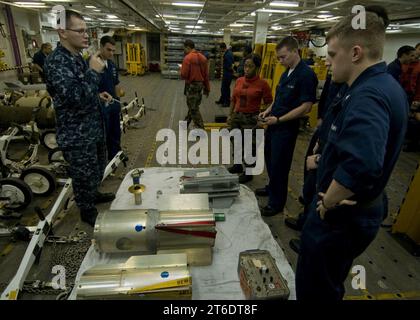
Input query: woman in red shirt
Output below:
<box><xmin>228</xmin><ymin>54</ymin><xmax>273</xmax><ymax>183</ymax></box>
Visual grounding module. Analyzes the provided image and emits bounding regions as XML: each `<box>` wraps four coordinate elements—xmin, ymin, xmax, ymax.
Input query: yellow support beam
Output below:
<box><xmin>392</xmin><ymin>161</ymin><xmax>420</xmax><ymax>246</ymax></box>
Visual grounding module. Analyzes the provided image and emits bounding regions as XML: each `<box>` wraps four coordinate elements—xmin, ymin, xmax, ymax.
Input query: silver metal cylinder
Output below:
<box><xmin>94</xmin><ymin>209</ymin><xmax>216</xmax><ymax>254</ymax></box>
<box><xmin>94</xmin><ymin>209</ymin><xmax>153</xmax><ymax>253</ymax></box>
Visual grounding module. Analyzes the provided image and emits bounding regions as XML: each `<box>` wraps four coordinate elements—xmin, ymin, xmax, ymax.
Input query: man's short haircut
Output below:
<box><xmin>276</xmin><ymin>36</ymin><xmax>299</xmax><ymax>52</ymax></box>
<box><xmin>397</xmin><ymin>45</ymin><xmax>415</xmax><ymax>58</ymax></box>
<box><xmin>326</xmin><ymin>12</ymin><xmax>386</xmax><ymax>60</ymax></box>
<box><xmin>184</xmin><ymin>39</ymin><xmax>195</xmax><ymax>49</ymax></box>
<box><xmin>244</xmin><ymin>53</ymin><xmax>262</xmax><ymax>68</ymax></box>
<box><xmin>365</xmin><ymin>5</ymin><xmax>390</xmax><ymax>28</ymax></box>
<box><xmin>220</xmin><ymin>42</ymin><xmax>227</xmax><ymax>49</ymax></box>
<box><xmin>41</xmin><ymin>43</ymin><xmax>52</xmax><ymax>50</ymax></box>
<box><xmin>100</xmin><ymin>36</ymin><xmax>116</xmax><ymax>47</ymax></box>
<box><xmin>61</xmin><ymin>9</ymin><xmax>84</xmax><ymax>29</ymax></box>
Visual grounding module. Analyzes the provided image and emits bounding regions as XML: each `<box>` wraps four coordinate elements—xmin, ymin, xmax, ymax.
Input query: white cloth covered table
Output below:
<box><xmin>69</xmin><ymin>168</ymin><xmax>296</xmax><ymax>300</ymax></box>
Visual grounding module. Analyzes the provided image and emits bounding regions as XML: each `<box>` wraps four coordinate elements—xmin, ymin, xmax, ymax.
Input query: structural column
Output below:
<box><xmin>223</xmin><ymin>28</ymin><xmax>231</xmax><ymax>47</ymax></box>
<box><xmin>253</xmin><ymin>12</ymin><xmax>269</xmax><ymax>46</ymax></box>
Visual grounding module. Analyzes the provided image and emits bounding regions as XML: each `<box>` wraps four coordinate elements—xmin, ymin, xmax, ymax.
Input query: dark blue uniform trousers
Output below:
<box><xmin>104</xmin><ymin>103</ymin><xmax>122</xmax><ymax>160</ymax></box>
<box><xmin>220</xmin><ymin>74</ymin><xmax>233</xmax><ymax>105</ymax></box>
<box><xmin>264</xmin><ymin>124</ymin><xmax>299</xmax><ymax>211</ymax></box>
<box><xmin>62</xmin><ymin>142</ymin><xmax>107</xmax><ymax>212</ymax></box>
<box><xmin>296</xmin><ymin>195</ymin><xmax>387</xmax><ymax>300</ymax></box>
<box><xmin>298</xmin><ymin>129</ymin><xmax>320</xmax><ymax>226</ymax></box>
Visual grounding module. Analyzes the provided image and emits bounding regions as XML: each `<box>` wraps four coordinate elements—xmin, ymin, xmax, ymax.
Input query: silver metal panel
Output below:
<box><xmin>158</xmin><ymin>194</ymin><xmax>209</xmax><ymax>211</ymax></box>
<box><xmin>76</xmin><ymin>254</ymin><xmax>191</xmax><ymax>300</ymax></box>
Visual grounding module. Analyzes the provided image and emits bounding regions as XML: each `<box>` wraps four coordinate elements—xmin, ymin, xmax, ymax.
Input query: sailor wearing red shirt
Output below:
<box><xmin>228</xmin><ymin>54</ymin><xmax>273</xmax><ymax>183</ymax></box>
<box><xmin>180</xmin><ymin>39</ymin><xmax>210</xmax><ymax>129</ymax></box>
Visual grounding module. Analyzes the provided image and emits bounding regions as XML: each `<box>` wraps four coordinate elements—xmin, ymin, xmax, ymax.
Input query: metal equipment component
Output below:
<box><xmin>128</xmin><ymin>184</ymin><xmax>145</xmax><ymax>205</ymax></box>
<box><xmin>131</xmin><ymin>168</ymin><xmax>144</xmax><ymax>185</ymax></box>
<box><xmin>1</xmin><ymin>151</ymin><xmax>126</xmax><ymax>300</ymax></box>
<box><xmin>20</xmin><ymin>166</ymin><xmax>57</xmax><ymax>197</ymax></box>
<box><xmin>238</xmin><ymin>250</ymin><xmax>290</xmax><ymax>300</ymax></box>
<box><xmin>0</xmin><ymin>177</ymin><xmax>33</xmax><ymax>211</ymax></box>
<box><xmin>180</xmin><ymin>166</ymin><xmax>240</xmax><ymax>209</ymax></box>
<box><xmin>0</xmin><ymin>95</ymin><xmax>55</xmax><ymax>128</ymax></box>
<box><xmin>76</xmin><ymin>253</ymin><xmax>191</xmax><ymax>300</ymax></box>
<box><xmin>94</xmin><ymin>208</ymin><xmax>216</xmax><ymax>255</ymax></box>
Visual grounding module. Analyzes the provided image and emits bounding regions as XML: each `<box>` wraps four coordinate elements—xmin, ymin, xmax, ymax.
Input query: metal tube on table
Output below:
<box><xmin>93</xmin><ymin>209</ymin><xmax>216</xmax><ymax>254</ymax></box>
<box><xmin>76</xmin><ymin>254</ymin><xmax>192</xmax><ymax>300</ymax></box>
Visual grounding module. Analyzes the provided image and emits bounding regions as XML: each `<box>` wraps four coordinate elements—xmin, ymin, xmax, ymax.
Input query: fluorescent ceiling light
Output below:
<box><xmin>399</xmin><ymin>23</ymin><xmax>420</xmax><ymax>27</ymax></box>
<box><xmin>229</xmin><ymin>23</ymin><xmax>252</xmax><ymax>27</ymax></box>
<box><xmin>128</xmin><ymin>24</ymin><xmax>135</xmax><ymax>27</ymax></box>
<box><xmin>14</xmin><ymin>2</ymin><xmax>47</xmax><ymax>7</ymax></box>
<box><xmin>270</xmin><ymin>1</ymin><xmax>299</xmax><ymax>7</ymax></box>
<box><xmin>271</xmin><ymin>26</ymin><xmax>283</xmax><ymax>30</ymax></box>
<box><xmin>386</xmin><ymin>29</ymin><xmax>402</xmax><ymax>33</ymax></box>
<box><xmin>107</xmin><ymin>15</ymin><xmax>119</xmax><ymax>19</ymax></box>
<box><xmin>172</xmin><ymin>2</ymin><xmax>204</xmax><ymax>7</ymax></box>
<box><xmin>198</xmin><ymin>20</ymin><xmax>205</xmax><ymax>24</ymax></box>
<box><xmin>306</xmin><ymin>17</ymin><xmax>340</xmax><ymax>22</ymax></box>
<box><xmin>291</xmin><ymin>20</ymin><xmax>303</xmax><ymax>23</ymax></box>
<box><xmin>250</xmin><ymin>12</ymin><xmax>256</xmax><ymax>16</ymax></box>
<box><xmin>317</xmin><ymin>14</ymin><xmax>333</xmax><ymax>19</ymax></box>
<box><xmin>93</xmin><ymin>9</ymin><xmax>101</xmax><ymax>12</ymax></box>
<box><xmin>84</xmin><ymin>17</ymin><xmax>93</xmax><ymax>21</ymax></box>
<box><xmin>85</xmin><ymin>5</ymin><xmax>96</xmax><ymax>8</ymax></box>
<box><xmin>185</xmin><ymin>25</ymin><xmax>202</xmax><ymax>28</ymax></box>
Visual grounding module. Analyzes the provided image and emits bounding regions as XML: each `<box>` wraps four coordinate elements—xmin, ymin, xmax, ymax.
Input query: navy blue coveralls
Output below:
<box><xmin>220</xmin><ymin>49</ymin><xmax>234</xmax><ymax>106</ymax></box>
<box><xmin>387</xmin><ymin>58</ymin><xmax>402</xmax><ymax>83</ymax></box>
<box><xmin>297</xmin><ymin>79</ymin><xmax>347</xmax><ymax>228</ymax></box>
<box><xmin>44</xmin><ymin>44</ymin><xmax>106</xmax><ymax>215</ymax></box>
<box><xmin>296</xmin><ymin>62</ymin><xmax>409</xmax><ymax>300</ymax></box>
<box><xmin>99</xmin><ymin>59</ymin><xmax>121</xmax><ymax>160</ymax></box>
<box><xmin>32</xmin><ymin>50</ymin><xmax>47</xmax><ymax>81</ymax></box>
<box><xmin>265</xmin><ymin>60</ymin><xmax>318</xmax><ymax>212</ymax></box>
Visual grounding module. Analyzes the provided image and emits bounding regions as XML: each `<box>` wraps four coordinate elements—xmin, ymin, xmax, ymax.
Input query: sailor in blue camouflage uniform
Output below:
<box><xmin>44</xmin><ymin>10</ymin><xmax>115</xmax><ymax>227</ymax></box>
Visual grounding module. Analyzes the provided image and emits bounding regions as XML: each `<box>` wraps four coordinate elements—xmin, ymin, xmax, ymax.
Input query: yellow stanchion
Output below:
<box><xmin>392</xmin><ymin>161</ymin><xmax>420</xmax><ymax>247</ymax></box>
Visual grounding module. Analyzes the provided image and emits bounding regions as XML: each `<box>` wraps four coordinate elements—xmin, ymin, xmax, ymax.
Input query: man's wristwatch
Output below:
<box><xmin>314</xmin><ymin>154</ymin><xmax>321</xmax><ymax>164</ymax></box>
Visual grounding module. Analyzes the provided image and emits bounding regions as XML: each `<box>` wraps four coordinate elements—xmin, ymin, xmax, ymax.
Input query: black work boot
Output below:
<box><xmin>289</xmin><ymin>238</ymin><xmax>301</xmax><ymax>254</ymax></box>
<box><xmin>80</xmin><ymin>208</ymin><xmax>98</xmax><ymax>228</ymax></box>
<box><xmin>261</xmin><ymin>205</ymin><xmax>282</xmax><ymax>217</ymax></box>
<box><xmin>255</xmin><ymin>187</ymin><xmax>269</xmax><ymax>197</ymax></box>
<box><xmin>95</xmin><ymin>192</ymin><xmax>116</xmax><ymax>204</ymax></box>
<box><xmin>284</xmin><ymin>216</ymin><xmax>303</xmax><ymax>231</ymax></box>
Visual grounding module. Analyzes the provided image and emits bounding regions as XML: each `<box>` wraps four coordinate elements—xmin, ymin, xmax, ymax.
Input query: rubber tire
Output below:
<box><xmin>41</xmin><ymin>130</ymin><xmax>58</xmax><ymax>151</ymax></box>
<box><xmin>0</xmin><ymin>177</ymin><xmax>33</xmax><ymax>210</ymax></box>
<box><xmin>20</xmin><ymin>167</ymin><xmax>57</xmax><ymax>196</ymax></box>
<box><xmin>48</xmin><ymin>147</ymin><xmax>65</xmax><ymax>164</ymax></box>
